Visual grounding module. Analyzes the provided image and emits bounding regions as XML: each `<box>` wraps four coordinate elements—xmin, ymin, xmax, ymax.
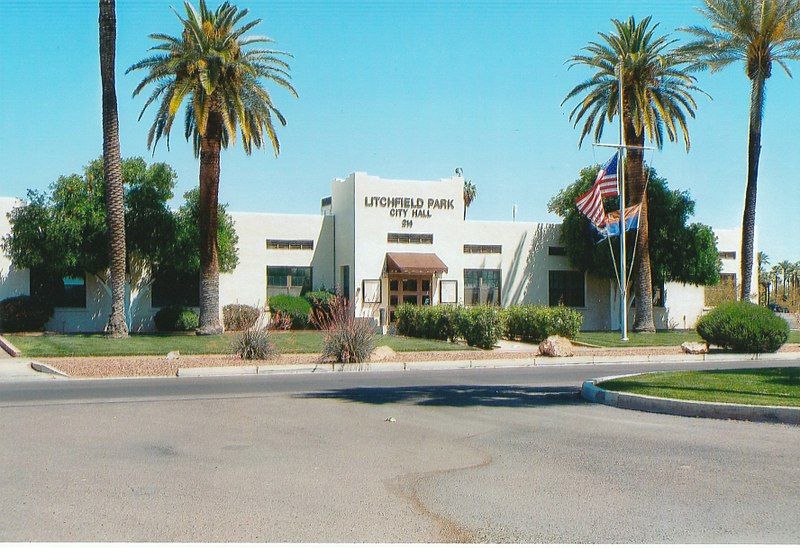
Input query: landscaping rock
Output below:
<box><xmin>681</xmin><ymin>341</ymin><xmax>708</xmax><ymax>355</ymax></box>
<box><xmin>166</xmin><ymin>351</ymin><xmax>181</xmax><ymax>361</ymax></box>
<box><xmin>538</xmin><ymin>335</ymin><xmax>574</xmax><ymax>357</ymax></box>
<box><xmin>370</xmin><ymin>345</ymin><xmax>396</xmax><ymax>362</ymax></box>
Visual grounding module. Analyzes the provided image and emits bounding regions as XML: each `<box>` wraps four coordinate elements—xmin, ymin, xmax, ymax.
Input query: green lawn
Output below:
<box><xmin>599</xmin><ymin>367</ymin><xmax>800</xmax><ymax>407</ymax></box>
<box><xmin>574</xmin><ymin>330</ymin><xmax>800</xmax><ymax>347</ymax></box>
<box><xmin>5</xmin><ymin>331</ymin><xmax>469</xmax><ymax>358</ymax></box>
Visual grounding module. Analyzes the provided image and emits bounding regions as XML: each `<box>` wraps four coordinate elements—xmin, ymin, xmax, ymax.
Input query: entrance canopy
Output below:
<box><xmin>385</xmin><ymin>252</ymin><xmax>448</xmax><ymax>275</ymax></box>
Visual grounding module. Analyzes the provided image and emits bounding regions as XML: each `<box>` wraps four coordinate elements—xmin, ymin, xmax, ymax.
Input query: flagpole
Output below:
<box><xmin>618</xmin><ymin>58</ymin><xmax>629</xmax><ymax>342</ymax></box>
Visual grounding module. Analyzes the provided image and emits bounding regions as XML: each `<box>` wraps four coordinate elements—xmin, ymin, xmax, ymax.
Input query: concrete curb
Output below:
<box><xmin>581</xmin><ymin>373</ymin><xmax>800</xmax><ymax>425</ymax></box>
<box><xmin>0</xmin><ymin>334</ymin><xmax>21</xmax><ymax>357</ymax></box>
<box><xmin>170</xmin><ymin>351</ymin><xmax>800</xmax><ymax>379</ymax></box>
<box><xmin>29</xmin><ymin>360</ymin><xmax>69</xmax><ymax>377</ymax></box>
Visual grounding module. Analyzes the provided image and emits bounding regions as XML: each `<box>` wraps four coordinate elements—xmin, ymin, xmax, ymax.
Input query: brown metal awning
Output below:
<box><xmin>385</xmin><ymin>252</ymin><xmax>448</xmax><ymax>275</ymax></box>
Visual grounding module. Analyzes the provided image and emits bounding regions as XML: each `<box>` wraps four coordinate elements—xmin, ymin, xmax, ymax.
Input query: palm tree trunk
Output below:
<box><xmin>739</xmin><ymin>76</ymin><xmax>765</xmax><ymax>302</ymax></box>
<box><xmin>625</xmin><ymin>124</ymin><xmax>655</xmax><ymax>332</ymax></box>
<box><xmin>196</xmin><ymin>108</ymin><xmax>224</xmax><ymax>335</ymax></box>
<box><xmin>99</xmin><ymin>0</ymin><xmax>128</xmax><ymax>338</ymax></box>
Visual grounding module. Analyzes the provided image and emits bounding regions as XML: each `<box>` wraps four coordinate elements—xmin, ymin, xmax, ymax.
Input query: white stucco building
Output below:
<box><xmin>0</xmin><ymin>172</ymin><xmax>751</xmax><ymax>332</ymax></box>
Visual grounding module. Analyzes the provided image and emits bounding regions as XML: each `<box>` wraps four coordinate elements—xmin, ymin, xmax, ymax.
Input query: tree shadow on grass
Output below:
<box><xmin>297</xmin><ymin>385</ymin><xmax>583</xmax><ymax>408</ymax></box>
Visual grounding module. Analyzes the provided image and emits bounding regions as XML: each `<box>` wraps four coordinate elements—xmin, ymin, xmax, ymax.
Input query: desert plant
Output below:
<box><xmin>153</xmin><ymin>305</ymin><xmax>199</xmax><ymax>332</ymax></box>
<box><xmin>696</xmin><ymin>300</ymin><xmax>789</xmax><ymax>353</ymax></box>
<box><xmin>268</xmin><ymin>294</ymin><xmax>312</xmax><ymax>329</ymax></box>
<box><xmin>305</xmin><ymin>289</ymin><xmax>336</xmax><ymax>321</ymax></box>
<box><xmin>232</xmin><ymin>327</ymin><xmax>277</xmax><ymax>360</ymax></box>
<box><xmin>0</xmin><ymin>296</ymin><xmax>54</xmax><ymax>332</ymax></box>
<box><xmin>313</xmin><ymin>295</ymin><xmax>377</xmax><ymax>364</ymax></box>
<box><xmin>223</xmin><ymin>304</ymin><xmax>260</xmax><ymax>331</ymax></box>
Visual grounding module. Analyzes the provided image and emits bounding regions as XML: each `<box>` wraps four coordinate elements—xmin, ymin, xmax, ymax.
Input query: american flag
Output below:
<box><xmin>595</xmin><ymin>153</ymin><xmax>619</xmax><ymax>198</ymax></box>
<box><xmin>575</xmin><ymin>183</ymin><xmax>605</xmax><ymax>227</ymax></box>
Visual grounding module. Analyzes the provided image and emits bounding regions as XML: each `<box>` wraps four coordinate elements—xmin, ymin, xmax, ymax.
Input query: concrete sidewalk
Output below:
<box><xmin>0</xmin><ymin>359</ymin><xmax>63</xmax><ymax>382</ymax></box>
<box><xmin>175</xmin><ymin>351</ymin><xmax>800</xmax><ymax>378</ymax></box>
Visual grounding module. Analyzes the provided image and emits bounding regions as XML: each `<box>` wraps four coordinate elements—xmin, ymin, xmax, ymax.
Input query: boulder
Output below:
<box><xmin>166</xmin><ymin>350</ymin><xmax>181</xmax><ymax>361</ymax></box>
<box><xmin>370</xmin><ymin>345</ymin><xmax>397</xmax><ymax>362</ymax></box>
<box><xmin>681</xmin><ymin>341</ymin><xmax>708</xmax><ymax>355</ymax></box>
<box><xmin>538</xmin><ymin>335</ymin><xmax>574</xmax><ymax>357</ymax></box>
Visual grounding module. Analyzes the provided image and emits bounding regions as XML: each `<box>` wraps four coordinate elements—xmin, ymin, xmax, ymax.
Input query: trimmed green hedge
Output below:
<box><xmin>153</xmin><ymin>305</ymin><xmax>199</xmax><ymax>332</ymax></box>
<box><xmin>395</xmin><ymin>304</ymin><xmax>459</xmax><ymax>342</ymax></box>
<box><xmin>504</xmin><ymin>305</ymin><xmax>583</xmax><ymax>342</ymax></box>
<box><xmin>268</xmin><ymin>294</ymin><xmax>312</xmax><ymax>329</ymax></box>
<box><xmin>395</xmin><ymin>304</ymin><xmax>501</xmax><ymax>349</ymax></box>
<box><xmin>697</xmin><ymin>301</ymin><xmax>789</xmax><ymax>353</ymax></box>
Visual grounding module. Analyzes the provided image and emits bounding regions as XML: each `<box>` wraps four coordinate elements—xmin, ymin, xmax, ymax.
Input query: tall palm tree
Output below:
<box><xmin>562</xmin><ymin>16</ymin><xmax>705</xmax><ymax>332</ymax></box>
<box><xmin>99</xmin><ymin>0</ymin><xmax>128</xmax><ymax>338</ymax></box>
<box><xmin>128</xmin><ymin>0</ymin><xmax>297</xmax><ymax>334</ymax></box>
<box><xmin>778</xmin><ymin>259</ymin><xmax>794</xmax><ymax>297</ymax></box>
<box><xmin>463</xmin><ymin>179</ymin><xmax>477</xmax><ymax>220</ymax></box>
<box><xmin>757</xmin><ymin>250</ymin><xmax>770</xmax><ymax>303</ymax></box>
<box><xmin>681</xmin><ymin>0</ymin><xmax>800</xmax><ymax>302</ymax></box>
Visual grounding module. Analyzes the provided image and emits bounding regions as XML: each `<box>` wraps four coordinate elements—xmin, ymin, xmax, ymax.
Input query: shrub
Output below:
<box><xmin>268</xmin><ymin>294</ymin><xmax>311</xmax><ymax>329</ymax></box>
<box><xmin>696</xmin><ymin>301</ymin><xmax>789</xmax><ymax>353</ymax></box>
<box><xmin>232</xmin><ymin>327</ymin><xmax>277</xmax><ymax>360</ymax></box>
<box><xmin>456</xmin><ymin>306</ymin><xmax>504</xmax><ymax>349</ymax></box>
<box><xmin>153</xmin><ymin>305</ymin><xmax>199</xmax><ymax>332</ymax></box>
<box><xmin>223</xmin><ymin>304</ymin><xmax>260</xmax><ymax>331</ymax></box>
<box><xmin>305</xmin><ymin>290</ymin><xmax>336</xmax><ymax>322</ymax></box>
<box><xmin>395</xmin><ymin>304</ymin><xmax>459</xmax><ymax>342</ymax></box>
<box><xmin>0</xmin><ymin>295</ymin><xmax>54</xmax><ymax>332</ymax></box>
<box><xmin>313</xmin><ymin>295</ymin><xmax>377</xmax><ymax>364</ymax></box>
<box><xmin>505</xmin><ymin>305</ymin><xmax>583</xmax><ymax>342</ymax></box>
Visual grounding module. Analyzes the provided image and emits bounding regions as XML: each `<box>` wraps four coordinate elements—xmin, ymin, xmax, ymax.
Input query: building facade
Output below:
<box><xmin>0</xmin><ymin>173</ymin><xmax>750</xmax><ymax>332</ymax></box>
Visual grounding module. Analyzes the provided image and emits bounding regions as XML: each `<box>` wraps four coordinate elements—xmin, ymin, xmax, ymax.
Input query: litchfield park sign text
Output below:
<box><xmin>364</xmin><ymin>196</ymin><xmax>455</xmax><ymax>224</ymax></box>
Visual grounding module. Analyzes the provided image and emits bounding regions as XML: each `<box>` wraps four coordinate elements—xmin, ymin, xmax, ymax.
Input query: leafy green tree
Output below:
<box><xmin>562</xmin><ymin>16</ymin><xmax>706</xmax><ymax>331</ymax></box>
<box><xmin>127</xmin><ymin>0</ymin><xmax>297</xmax><ymax>334</ymax></box>
<box><xmin>99</xmin><ymin>0</ymin><xmax>128</xmax><ymax>337</ymax></box>
<box><xmin>1</xmin><ymin>157</ymin><xmax>239</xmax><ymax>328</ymax></box>
<box><xmin>681</xmin><ymin>0</ymin><xmax>800</xmax><ymax>302</ymax></box>
<box><xmin>548</xmin><ymin>165</ymin><xmax>721</xmax><ymax>295</ymax></box>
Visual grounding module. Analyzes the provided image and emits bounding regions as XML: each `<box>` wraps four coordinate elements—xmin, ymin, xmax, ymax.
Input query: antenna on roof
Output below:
<box><xmin>512</xmin><ymin>204</ymin><xmax>517</xmax><ymax>222</ymax></box>
<box><xmin>455</xmin><ymin>167</ymin><xmax>463</xmax><ymax>177</ymax></box>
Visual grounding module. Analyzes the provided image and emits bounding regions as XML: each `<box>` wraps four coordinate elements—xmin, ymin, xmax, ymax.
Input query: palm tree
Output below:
<box><xmin>562</xmin><ymin>16</ymin><xmax>705</xmax><ymax>332</ymax></box>
<box><xmin>757</xmin><ymin>250</ymin><xmax>770</xmax><ymax>303</ymax></box>
<box><xmin>681</xmin><ymin>0</ymin><xmax>800</xmax><ymax>302</ymax></box>
<box><xmin>463</xmin><ymin>179</ymin><xmax>477</xmax><ymax>220</ymax></box>
<box><xmin>759</xmin><ymin>269</ymin><xmax>772</xmax><ymax>304</ymax></box>
<box><xmin>128</xmin><ymin>0</ymin><xmax>297</xmax><ymax>334</ymax></box>
<box><xmin>99</xmin><ymin>0</ymin><xmax>128</xmax><ymax>338</ymax></box>
<box><xmin>778</xmin><ymin>259</ymin><xmax>794</xmax><ymax>297</ymax></box>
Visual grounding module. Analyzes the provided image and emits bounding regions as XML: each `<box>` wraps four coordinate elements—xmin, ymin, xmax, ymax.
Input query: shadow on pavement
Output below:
<box><xmin>297</xmin><ymin>385</ymin><xmax>583</xmax><ymax>408</ymax></box>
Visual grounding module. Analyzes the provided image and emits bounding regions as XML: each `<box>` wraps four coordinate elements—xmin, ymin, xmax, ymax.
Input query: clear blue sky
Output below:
<box><xmin>1</xmin><ymin>0</ymin><xmax>798</xmax><ymax>260</ymax></box>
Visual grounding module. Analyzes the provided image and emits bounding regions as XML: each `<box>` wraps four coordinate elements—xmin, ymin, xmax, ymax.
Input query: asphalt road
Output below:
<box><xmin>1</xmin><ymin>359</ymin><xmax>798</xmax><ymax>542</ymax></box>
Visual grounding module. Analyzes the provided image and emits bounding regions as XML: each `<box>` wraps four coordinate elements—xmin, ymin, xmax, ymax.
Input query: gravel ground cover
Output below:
<box><xmin>41</xmin><ymin>343</ymin><xmax>800</xmax><ymax>378</ymax></box>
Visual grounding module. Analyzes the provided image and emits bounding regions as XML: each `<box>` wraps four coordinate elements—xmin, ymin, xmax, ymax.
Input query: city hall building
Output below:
<box><xmin>0</xmin><ymin>172</ymin><xmax>748</xmax><ymax>332</ymax></box>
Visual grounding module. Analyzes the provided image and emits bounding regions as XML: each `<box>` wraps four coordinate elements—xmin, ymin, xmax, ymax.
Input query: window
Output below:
<box><xmin>548</xmin><ymin>270</ymin><xmax>585</xmax><ymax>307</ymax></box>
<box><xmin>464</xmin><ymin>269</ymin><xmax>501</xmax><ymax>306</ymax></box>
<box><xmin>548</xmin><ymin>246</ymin><xmax>566</xmax><ymax>256</ymax></box>
<box><xmin>266</xmin><ymin>239</ymin><xmax>314</xmax><ymax>250</ymax></box>
<box><xmin>632</xmin><ymin>282</ymin><xmax>666</xmax><ymax>308</ymax></box>
<box><xmin>267</xmin><ymin>266</ymin><xmax>312</xmax><ymax>297</ymax></box>
<box><xmin>719</xmin><ymin>251</ymin><xmax>736</xmax><ymax>260</ymax></box>
<box><xmin>30</xmin><ymin>269</ymin><xmax>87</xmax><ymax>308</ymax></box>
<box><xmin>463</xmin><ymin>244</ymin><xmax>502</xmax><ymax>254</ymax></box>
<box><xmin>151</xmin><ymin>268</ymin><xmax>200</xmax><ymax>308</ymax></box>
<box><xmin>387</xmin><ymin>233</ymin><xmax>433</xmax><ymax>244</ymax></box>
<box><xmin>340</xmin><ymin>265</ymin><xmax>350</xmax><ymax>300</ymax></box>
<box><xmin>705</xmin><ymin>273</ymin><xmax>737</xmax><ymax>307</ymax></box>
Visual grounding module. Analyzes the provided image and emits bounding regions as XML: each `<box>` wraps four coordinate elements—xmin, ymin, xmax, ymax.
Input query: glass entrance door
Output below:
<box><xmin>388</xmin><ymin>275</ymin><xmax>432</xmax><ymax>322</ymax></box>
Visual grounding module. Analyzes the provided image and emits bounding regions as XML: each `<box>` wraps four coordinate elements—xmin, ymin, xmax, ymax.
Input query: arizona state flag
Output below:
<box><xmin>597</xmin><ymin>204</ymin><xmax>640</xmax><ymax>240</ymax></box>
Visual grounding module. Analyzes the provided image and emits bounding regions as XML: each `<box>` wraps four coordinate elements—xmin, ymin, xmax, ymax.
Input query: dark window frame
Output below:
<box><xmin>463</xmin><ymin>268</ymin><xmax>502</xmax><ymax>306</ymax></box>
<box><xmin>29</xmin><ymin>269</ymin><xmax>87</xmax><ymax>309</ymax></box>
<box><xmin>387</xmin><ymin>233</ymin><xmax>434</xmax><ymax>244</ymax></box>
<box><xmin>463</xmin><ymin>244</ymin><xmax>502</xmax><ymax>254</ymax></box>
<box><xmin>266</xmin><ymin>265</ymin><xmax>313</xmax><ymax>297</ymax></box>
<box><xmin>266</xmin><ymin>239</ymin><xmax>314</xmax><ymax>250</ymax></box>
<box><xmin>548</xmin><ymin>270</ymin><xmax>585</xmax><ymax>308</ymax></box>
<box><xmin>548</xmin><ymin>246</ymin><xmax>567</xmax><ymax>256</ymax></box>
